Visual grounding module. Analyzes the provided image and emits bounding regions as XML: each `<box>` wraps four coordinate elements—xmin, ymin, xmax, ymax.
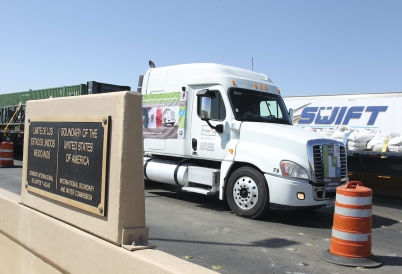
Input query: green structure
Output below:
<box><xmin>0</xmin><ymin>82</ymin><xmax>130</xmax><ymax>146</ymax></box>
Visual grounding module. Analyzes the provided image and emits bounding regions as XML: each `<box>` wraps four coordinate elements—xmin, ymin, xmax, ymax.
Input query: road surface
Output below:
<box><xmin>1</xmin><ymin>161</ymin><xmax>402</xmax><ymax>273</ymax></box>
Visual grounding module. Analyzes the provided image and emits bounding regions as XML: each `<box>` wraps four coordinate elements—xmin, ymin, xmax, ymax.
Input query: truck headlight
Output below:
<box><xmin>280</xmin><ymin>161</ymin><xmax>309</xmax><ymax>180</ymax></box>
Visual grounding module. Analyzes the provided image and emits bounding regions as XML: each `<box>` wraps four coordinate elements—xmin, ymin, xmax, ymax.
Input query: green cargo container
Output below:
<box><xmin>0</xmin><ymin>84</ymin><xmax>87</xmax><ymax>108</ymax></box>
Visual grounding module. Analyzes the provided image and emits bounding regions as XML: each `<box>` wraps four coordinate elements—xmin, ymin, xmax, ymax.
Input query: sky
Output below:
<box><xmin>0</xmin><ymin>0</ymin><xmax>401</xmax><ymax>97</ymax></box>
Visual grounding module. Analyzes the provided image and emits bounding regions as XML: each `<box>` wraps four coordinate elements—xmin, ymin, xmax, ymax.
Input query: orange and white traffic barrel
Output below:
<box><xmin>0</xmin><ymin>141</ymin><xmax>14</xmax><ymax>167</ymax></box>
<box><xmin>320</xmin><ymin>181</ymin><xmax>382</xmax><ymax>268</ymax></box>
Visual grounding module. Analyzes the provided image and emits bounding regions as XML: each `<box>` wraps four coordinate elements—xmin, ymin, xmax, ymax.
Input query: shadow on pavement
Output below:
<box><xmin>375</xmin><ymin>255</ymin><xmax>402</xmax><ymax>267</ymax></box>
<box><xmin>0</xmin><ymin>165</ymin><xmax>22</xmax><ymax>169</ymax></box>
<box><xmin>148</xmin><ymin>236</ymin><xmax>299</xmax><ymax>249</ymax></box>
<box><xmin>259</xmin><ymin>208</ymin><xmax>334</xmax><ymax>229</ymax></box>
<box><xmin>372</xmin><ymin>214</ymin><xmax>400</xmax><ymax>228</ymax></box>
<box><xmin>146</xmin><ymin>181</ymin><xmax>334</xmax><ymax>228</ymax></box>
<box><xmin>372</xmin><ymin>197</ymin><xmax>402</xmax><ymax>210</ymax></box>
<box><xmin>145</xmin><ymin>180</ymin><xmax>401</xmax><ymax>230</ymax></box>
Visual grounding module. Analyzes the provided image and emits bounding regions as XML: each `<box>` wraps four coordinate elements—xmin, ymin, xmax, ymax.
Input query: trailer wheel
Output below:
<box><xmin>226</xmin><ymin>167</ymin><xmax>270</xmax><ymax>219</ymax></box>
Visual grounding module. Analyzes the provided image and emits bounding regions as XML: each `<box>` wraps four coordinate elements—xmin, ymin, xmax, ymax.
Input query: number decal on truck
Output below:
<box><xmin>273</xmin><ymin>168</ymin><xmax>279</xmax><ymax>173</ymax></box>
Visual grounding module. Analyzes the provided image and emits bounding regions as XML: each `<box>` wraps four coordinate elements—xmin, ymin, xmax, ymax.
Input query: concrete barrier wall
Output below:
<box><xmin>0</xmin><ymin>188</ymin><xmax>215</xmax><ymax>273</ymax></box>
<box><xmin>0</xmin><ymin>91</ymin><xmax>215</xmax><ymax>273</ymax></box>
<box><xmin>20</xmin><ymin>92</ymin><xmax>147</xmax><ymax>246</ymax></box>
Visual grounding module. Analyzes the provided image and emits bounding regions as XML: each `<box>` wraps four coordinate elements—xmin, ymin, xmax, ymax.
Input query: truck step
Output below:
<box><xmin>182</xmin><ymin>187</ymin><xmax>212</xmax><ymax>195</ymax></box>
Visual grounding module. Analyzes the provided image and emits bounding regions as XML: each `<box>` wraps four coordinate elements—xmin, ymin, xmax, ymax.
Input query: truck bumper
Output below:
<box><xmin>264</xmin><ymin>174</ymin><xmax>327</xmax><ymax>208</ymax></box>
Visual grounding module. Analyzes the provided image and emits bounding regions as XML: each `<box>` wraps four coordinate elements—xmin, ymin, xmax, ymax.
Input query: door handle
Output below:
<box><xmin>192</xmin><ymin>138</ymin><xmax>197</xmax><ymax>151</ymax></box>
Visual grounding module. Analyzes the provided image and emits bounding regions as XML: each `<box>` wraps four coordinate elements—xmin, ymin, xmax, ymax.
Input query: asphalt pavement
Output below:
<box><xmin>145</xmin><ymin>181</ymin><xmax>402</xmax><ymax>274</ymax></box>
<box><xmin>1</xmin><ymin>160</ymin><xmax>402</xmax><ymax>273</ymax></box>
<box><xmin>0</xmin><ymin>160</ymin><xmax>23</xmax><ymax>195</ymax></box>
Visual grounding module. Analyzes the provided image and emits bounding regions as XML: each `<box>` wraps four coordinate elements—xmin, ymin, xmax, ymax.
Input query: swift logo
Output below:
<box><xmin>293</xmin><ymin>104</ymin><xmax>388</xmax><ymax>126</ymax></box>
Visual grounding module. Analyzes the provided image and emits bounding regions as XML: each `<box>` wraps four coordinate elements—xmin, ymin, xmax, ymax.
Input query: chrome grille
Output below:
<box><xmin>312</xmin><ymin>145</ymin><xmax>324</xmax><ymax>182</ymax></box>
<box><xmin>311</xmin><ymin>144</ymin><xmax>347</xmax><ymax>183</ymax></box>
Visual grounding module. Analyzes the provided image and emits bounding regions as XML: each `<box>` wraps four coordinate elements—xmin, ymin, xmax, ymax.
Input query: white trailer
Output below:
<box><xmin>283</xmin><ymin>93</ymin><xmax>402</xmax><ymax>133</ymax></box>
<box><xmin>139</xmin><ymin>63</ymin><xmax>348</xmax><ymax>218</ymax></box>
<box><xmin>284</xmin><ymin>93</ymin><xmax>402</xmax><ymax>199</ymax></box>
<box><xmin>283</xmin><ymin>93</ymin><xmax>402</xmax><ymax>156</ymax></box>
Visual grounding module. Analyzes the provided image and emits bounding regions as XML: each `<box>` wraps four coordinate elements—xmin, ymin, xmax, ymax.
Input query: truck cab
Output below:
<box><xmin>141</xmin><ymin>63</ymin><xmax>347</xmax><ymax>219</ymax></box>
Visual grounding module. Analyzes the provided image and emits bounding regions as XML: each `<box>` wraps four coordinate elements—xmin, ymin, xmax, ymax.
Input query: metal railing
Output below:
<box><xmin>0</xmin><ymin>104</ymin><xmax>26</xmax><ymax>126</ymax></box>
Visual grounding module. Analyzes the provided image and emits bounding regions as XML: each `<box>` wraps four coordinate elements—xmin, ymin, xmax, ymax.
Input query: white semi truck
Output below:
<box><xmin>139</xmin><ymin>63</ymin><xmax>347</xmax><ymax>218</ymax></box>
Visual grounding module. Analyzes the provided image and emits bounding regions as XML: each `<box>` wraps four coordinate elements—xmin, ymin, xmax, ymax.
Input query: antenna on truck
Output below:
<box><xmin>149</xmin><ymin>60</ymin><xmax>156</xmax><ymax>68</ymax></box>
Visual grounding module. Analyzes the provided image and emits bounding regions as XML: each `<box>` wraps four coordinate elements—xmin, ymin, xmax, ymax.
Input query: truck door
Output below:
<box><xmin>191</xmin><ymin>85</ymin><xmax>230</xmax><ymax>160</ymax></box>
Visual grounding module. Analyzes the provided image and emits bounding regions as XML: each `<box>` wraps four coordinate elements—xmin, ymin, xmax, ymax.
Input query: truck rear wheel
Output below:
<box><xmin>226</xmin><ymin>167</ymin><xmax>270</xmax><ymax>219</ymax></box>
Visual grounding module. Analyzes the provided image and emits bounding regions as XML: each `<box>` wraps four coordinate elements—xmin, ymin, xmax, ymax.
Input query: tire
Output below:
<box><xmin>226</xmin><ymin>167</ymin><xmax>270</xmax><ymax>219</ymax></box>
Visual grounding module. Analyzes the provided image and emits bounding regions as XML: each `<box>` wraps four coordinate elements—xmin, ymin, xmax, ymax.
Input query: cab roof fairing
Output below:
<box><xmin>142</xmin><ymin>63</ymin><xmax>277</xmax><ymax>93</ymax></box>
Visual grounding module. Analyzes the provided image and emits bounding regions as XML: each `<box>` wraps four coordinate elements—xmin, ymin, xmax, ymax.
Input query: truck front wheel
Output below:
<box><xmin>226</xmin><ymin>167</ymin><xmax>270</xmax><ymax>219</ymax></box>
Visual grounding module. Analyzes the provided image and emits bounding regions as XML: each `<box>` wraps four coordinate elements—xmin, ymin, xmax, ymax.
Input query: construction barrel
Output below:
<box><xmin>320</xmin><ymin>181</ymin><xmax>382</xmax><ymax>268</ymax></box>
<box><xmin>0</xmin><ymin>141</ymin><xmax>14</xmax><ymax>167</ymax></box>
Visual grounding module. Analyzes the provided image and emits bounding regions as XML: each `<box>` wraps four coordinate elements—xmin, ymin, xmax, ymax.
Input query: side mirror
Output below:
<box><xmin>288</xmin><ymin>108</ymin><xmax>294</xmax><ymax>123</ymax></box>
<box><xmin>196</xmin><ymin>90</ymin><xmax>223</xmax><ymax>133</ymax></box>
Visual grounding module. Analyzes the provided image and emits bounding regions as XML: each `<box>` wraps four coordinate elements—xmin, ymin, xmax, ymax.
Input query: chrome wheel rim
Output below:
<box><xmin>233</xmin><ymin>176</ymin><xmax>258</xmax><ymax>210</ymax></box>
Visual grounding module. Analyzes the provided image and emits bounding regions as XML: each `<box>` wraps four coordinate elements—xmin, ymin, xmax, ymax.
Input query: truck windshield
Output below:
<box><xmin>229</xmin><ymin>88</ymin><xmax>292</xmax><ymax>125</ymax></box>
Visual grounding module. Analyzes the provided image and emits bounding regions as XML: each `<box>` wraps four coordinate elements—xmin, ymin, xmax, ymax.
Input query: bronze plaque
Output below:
<box><xmin>26</xmin><ymin>116</ymin><xmax>109</xmax><ymax>216</ymax></box>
